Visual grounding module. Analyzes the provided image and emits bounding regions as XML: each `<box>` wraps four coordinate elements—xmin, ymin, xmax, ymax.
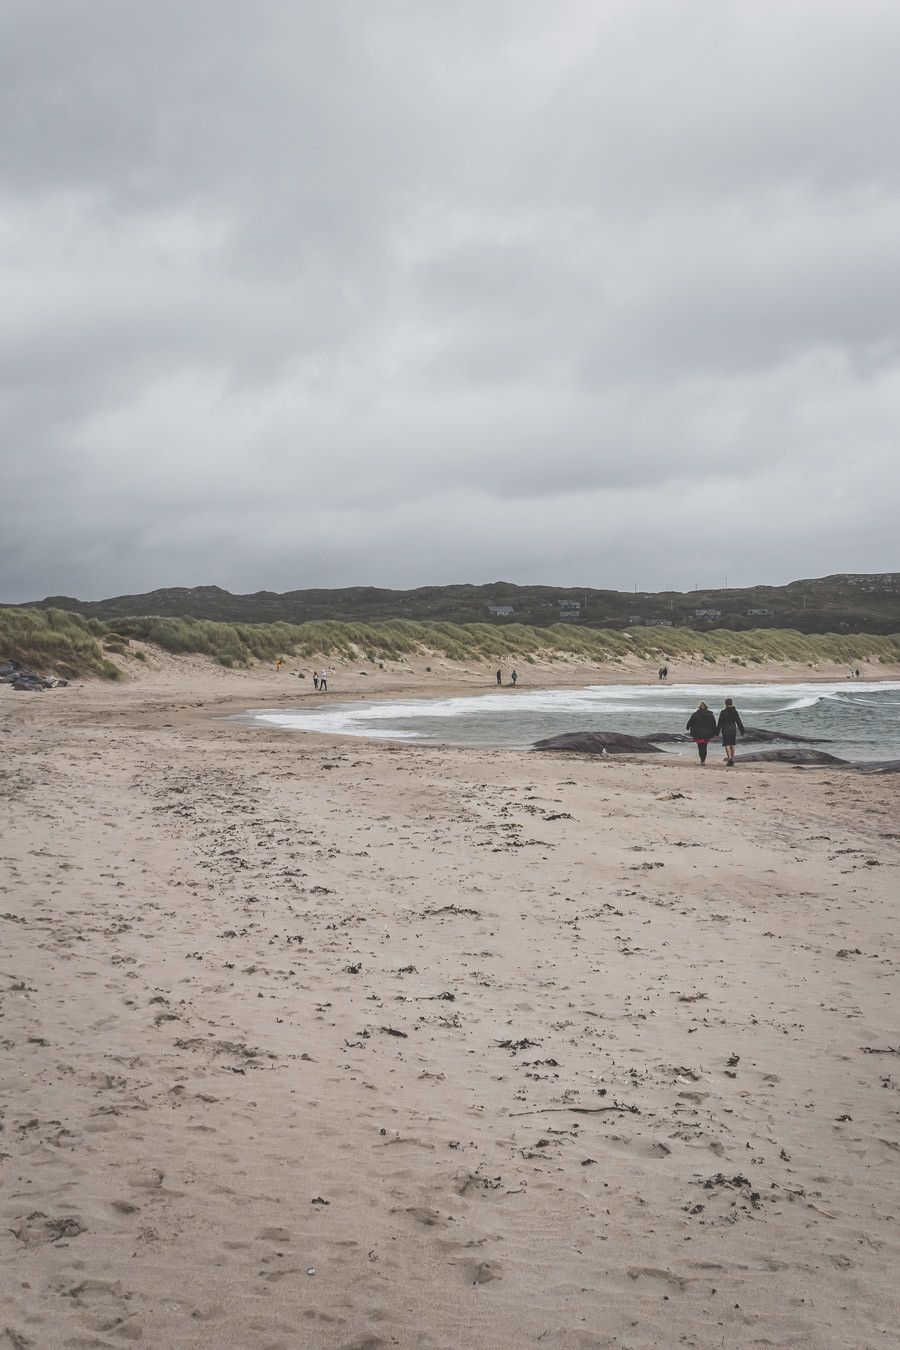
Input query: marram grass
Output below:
<box><xmin>0</xmin><ymin>607</ymin><xmax>897</xmax><ymax>679</ymax></box>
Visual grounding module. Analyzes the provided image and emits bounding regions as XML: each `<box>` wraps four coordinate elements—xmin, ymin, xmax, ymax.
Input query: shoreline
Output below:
<box><xmin>33</xmin><ymin>646</ymin><xmax>896</xmax><ymax>729</ymax></box>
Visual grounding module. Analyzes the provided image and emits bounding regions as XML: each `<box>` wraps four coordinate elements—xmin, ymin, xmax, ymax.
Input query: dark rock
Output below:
<box><xmin>737</xmin><ymin>748</ymin><xmax>849</xmax><ymax>766</ymax></box>
<box><xmin>532</xmin><ymin>731</ymin><xmax>663</xmax><ymax>755</ymax></box>
<box><xmin>650</xmin><ymin>726</ymin><xmax>828</xmax><ymax>745</ymax></box>
<box><xmin>837</xmin><ymin>759</ymin><xmax>900</xmax><ymax>775</ymax></box>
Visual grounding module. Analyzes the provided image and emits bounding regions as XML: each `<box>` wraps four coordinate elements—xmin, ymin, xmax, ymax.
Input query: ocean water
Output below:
<box><xmin>239</xmin><ymin>681</ymin><xmax>900</xmax><ymax>761</ymax></box>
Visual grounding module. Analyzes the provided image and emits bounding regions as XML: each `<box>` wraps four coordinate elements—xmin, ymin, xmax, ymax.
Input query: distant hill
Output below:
<box><xmin>17</xmin><ymin>573</ymin><xmax>900</xmax><ymax>634</ymax></box>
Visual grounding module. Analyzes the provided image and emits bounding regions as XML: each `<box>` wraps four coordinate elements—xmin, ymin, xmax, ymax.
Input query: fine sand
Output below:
<box><xmin>1</xmin><ymin>653</ymin><xmax>898</xmax><ymax>1349</ymax></box>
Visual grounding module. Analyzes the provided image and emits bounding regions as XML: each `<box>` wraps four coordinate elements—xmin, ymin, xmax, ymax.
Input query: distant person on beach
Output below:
<box><xmin>313</xmin><ymin>671</ymin><xmax>320</xmax><ymax>690</ymax></box>
<box><xmin>716</xmin><ymin>697</ymin><xmax>745</xmax><ymax>766</ymax></box>
<box><xmin>496</xmin><ymin>669</ymin><xmax>502</xmax><ymax>686</ymax></box>
<box><xmin>319</xmin><ymin>669</ymin><xmax>328</xmax><ymax>692</ymax></box>
<box><xmin>686</xmin><ymin>701</ymin><xmax>717</xmax><ymax>764</ymax></box>
<box><xmin>658</xmin><ymin>664</ymin><xmax>668</xmax><ymax>680</ymax></box>
<box><xmin>511</xmin><ymin>669</ymin><xmax>518</xmax><ymax>686</ymax></box>
<box><xmin>275</xmin><ymin>657</ymin><xmax>283</xmax><ymax>672</ymax></box>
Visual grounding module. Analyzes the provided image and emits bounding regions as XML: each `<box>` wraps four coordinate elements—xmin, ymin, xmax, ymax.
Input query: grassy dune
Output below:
<box><xmin>0</xmin><ymin>608</ymin><xmax>123</xmax><ymax>679</ymax></box>
<box><xmin>2</xmin><ymin>607</ymin><xmax>898</xmax><ymax>679</ymax></box>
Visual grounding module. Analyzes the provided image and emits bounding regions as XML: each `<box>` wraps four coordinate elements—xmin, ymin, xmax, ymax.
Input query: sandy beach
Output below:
<box><xmin>2</xmin><ymin>653</ymin><xmax>898</xmax><ymax>1349</ymax></box>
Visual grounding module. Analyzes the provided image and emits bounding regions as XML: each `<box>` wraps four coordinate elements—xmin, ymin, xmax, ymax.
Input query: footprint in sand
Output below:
<box><xmin>602</xmin><ymin>1135</ymin><xmax>671</xmax><ymax>1159</ymax></box>
<box><xmin>626</xmin><ymin>1266</ymin><xmax>689</xmax><ymax>1293</ymax></box>
<box><xmin>10</xmin><ymin>1211</ymin><xmax>86</xmax><ymax>1246</ymax></box>
<box><xmin>399</xmin><ymin>1205</ymin><xmax>450</xmax><ymax>1228</ymax></box>
<box><xmin>458</xmin><ymin>1259</ymin><xmax>502</xmax><ymax>1285</ymax></box>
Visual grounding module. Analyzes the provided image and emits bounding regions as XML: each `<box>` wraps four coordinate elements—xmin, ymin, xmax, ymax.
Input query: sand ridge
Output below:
<box><xmin>1</xmin><ymin>662</ymin><xmax>898</xmax><ymax>1348</ymax></box>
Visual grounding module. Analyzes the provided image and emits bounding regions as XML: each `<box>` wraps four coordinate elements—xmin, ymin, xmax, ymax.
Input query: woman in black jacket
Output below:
<box><xmin>686</xmin><ymin>701</ymin><xmax>717</xmax><ymax>764</ymax></box>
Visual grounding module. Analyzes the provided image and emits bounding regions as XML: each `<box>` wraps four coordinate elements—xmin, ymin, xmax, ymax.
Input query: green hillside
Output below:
<box><xmin>20</xmin><ymin>573</ymin><xmax>900</xmax><ymax>634</ymax></box>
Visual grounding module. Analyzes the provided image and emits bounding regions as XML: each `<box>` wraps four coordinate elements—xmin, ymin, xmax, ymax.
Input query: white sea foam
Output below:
<box><xmin>237</xmin><ymin>680</ymin><xmax>900</xmax><ymax>754</ymax></box>
<box><xmin>779</xmin><ymin>695</ymin><xmax>823</xmax><ymax>711</ymax></box>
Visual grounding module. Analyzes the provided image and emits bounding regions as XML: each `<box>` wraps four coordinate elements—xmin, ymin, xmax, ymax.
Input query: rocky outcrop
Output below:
<box><xmin>735</xmin><ymin>748</ymin><xmax>849</xmax><ymax>766</ymax></box>
<box><xmin>532</xmin><ymin>731</ymin><xmax>663</xmax><ymax>755</ymax></box>
<box><xmin>533</xmin><ymin>726</ymin><xmax>828</xmax><ymax>756</ymax></box>
<box><xmin>737</xmin><ymin>748</ymin><xmax>900</xmax><ymax>773</ymax></box>
<box><xmin>649</xmin><ymin>726</ymin><xmax>827</xmax><ymax>745</ymax></box>
<box><xmin>0</xmin><ymin>660</ymin><xmax>68</xmax><ymax>691</ymax></box>
<box><xmin>530</xmin><ymin>730</ymin><xmax>900</xmax><ymax>773</ymax></box>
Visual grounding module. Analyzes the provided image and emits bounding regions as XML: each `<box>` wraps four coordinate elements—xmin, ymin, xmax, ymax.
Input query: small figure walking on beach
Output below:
<box><xmin>686</xmin><ymin>700</ymin><xmax>716</xmax><ymax>764</ymax></box>
<box><xmin>716</xmin><ymin>697</ymin><xmax>745</xmax><ymax>766</ymax></box>
<box><xmin>313</xmin><ymin>671</ymin><xmax>320</xmax><ymax>690</ymax></box>
<box><xmin>511</xmin><ymin>669</ymin><xmax>518</xmax><ymax>686</ymax></box>
<box><xmin>319</xmin><ymin>669</ymin><xmax>328</xmax><ymax>692</ymax></box>
<box><xmin>658</xmin><ymin>665</ymin><xmax>668</xmax><ymax>681</ymax></box>
<box><xmin>496</xmin><ymin>669</ymin><xmax>502</xmax><ymax>686</ymax></box>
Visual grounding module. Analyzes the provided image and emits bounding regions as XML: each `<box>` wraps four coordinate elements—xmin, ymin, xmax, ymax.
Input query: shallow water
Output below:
<box><xmin>239</xmin><ymin>680</ymin><xmax>900</xmax><ymax>761</ymax></box>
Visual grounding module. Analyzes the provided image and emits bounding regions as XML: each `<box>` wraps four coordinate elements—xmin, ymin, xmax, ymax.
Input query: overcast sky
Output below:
<box><xmin>2</xmin><ymin>1</ymin><xmax>899</xmax><ymax>601</ymax></box>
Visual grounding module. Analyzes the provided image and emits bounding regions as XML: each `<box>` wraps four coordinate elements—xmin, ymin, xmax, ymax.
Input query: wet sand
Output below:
<box><xmin>1</xmin><ymin>653</ymin><xmax>898</xmax><ymax>1348</ymax></box>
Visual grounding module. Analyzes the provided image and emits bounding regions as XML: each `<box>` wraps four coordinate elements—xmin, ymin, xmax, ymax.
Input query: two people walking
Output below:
<box><xmin>313</xmin><ymin>669</ymin><xmax>328</xmax><ymax>691</ymax></box>
<box><xmin>686</xmin><ymin>697</ymin><xmax>745</xmax><ymax>765</ymax></box>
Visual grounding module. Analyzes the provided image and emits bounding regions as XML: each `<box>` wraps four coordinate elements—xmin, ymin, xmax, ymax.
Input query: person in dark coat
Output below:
<box><xmin>716</xmin><ymin>697</ymin><xmax>745</xmax><ymax>765</ymax></box>
<box><xmin>496</xmin><ymin>669</ymin><xmax>502</xmax><ymax>686</ymax></box>
<box><xmin>686</xmin><ymin>701</ymin><xmax>717</xmax><ymax>764</ymax></box>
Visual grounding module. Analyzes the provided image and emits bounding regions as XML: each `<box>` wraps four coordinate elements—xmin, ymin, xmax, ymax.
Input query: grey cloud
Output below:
<box><xmin>1</xmin><ymin>0</ymin><xmax>898</xmax><ymax>602</ymax></box>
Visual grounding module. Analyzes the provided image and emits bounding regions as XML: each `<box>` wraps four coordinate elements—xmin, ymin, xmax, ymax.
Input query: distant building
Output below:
<box><xmin>693</xmin><ymin>608</ymin><xmax>722</xmax><ymax>620</ymax></box>
<box><xmin>559</xmin><ymin>600</ymin><xmax>581</xmax><ymax>612</ymax></box>
<box><xmin>747</xmin><ymin>607</ymin><xmax>773</xmax><ymax>616</ymax></box>
<box><xmin>487</xmin><ymin>604</ymin><xmax>514</xmax><ymax>616</ymax></box>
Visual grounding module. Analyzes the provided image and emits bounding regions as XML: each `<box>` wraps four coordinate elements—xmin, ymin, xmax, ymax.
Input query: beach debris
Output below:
<box><xmin>11</xmin><ymin>1212</ymin><xmax>86</xmax><ymax>1245</ymax></box>
<box><xmin>1</xmin><ymin>660</ymin><xmax>69</xmax><ymax>691</ymax></box>
<box><xmin>380</xmin><ymin>1026</ymin><xmax>408</xmax><ymax>1038</ymax></box>
<box><xmin>421</xmin><ymin>904</ymin><xmax>481</xmax><ymax>917</ymax></box>
<box><xmin>509</xmin><ymin>1102</ymin><xmax>640</xmax><ymax>1117</ymax></box>
<box><xmin>699</xmin><ymin>1173</ymin><xmax>762</xmax><ymax>1208</ymax></box>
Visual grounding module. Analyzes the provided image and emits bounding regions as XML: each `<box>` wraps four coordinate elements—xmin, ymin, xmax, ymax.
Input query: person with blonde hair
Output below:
<box><xmin>685</xmin><ymin>700</ymin><xmax>717</xmax><ymax>764</ymax></box>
